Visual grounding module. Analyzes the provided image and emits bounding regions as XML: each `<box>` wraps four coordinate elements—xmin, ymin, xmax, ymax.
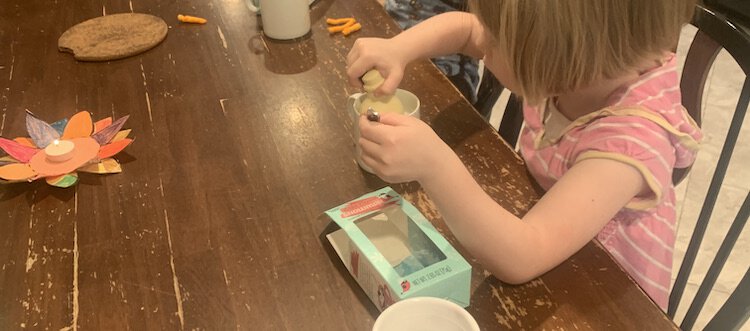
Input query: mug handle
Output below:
<box><xmin>246</xmin><ymin>0</ymin><xmax>260</xmax><ymax>12</ymax></box>
<box><xmin>348</xmin><ymin>93</ymin><xmax>364</xmax><ymax>121</ymax></box>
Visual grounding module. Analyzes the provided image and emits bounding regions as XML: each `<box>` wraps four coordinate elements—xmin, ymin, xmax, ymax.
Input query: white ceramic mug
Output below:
<box><xmin>348</xmin><ymin>89</ymin><xmax>420</xmax><ymax>173</ymax></box>
<box><xmin>372</xmin><ymin>297</ymin><xmax>480</xmax><ymax>331</ymax></box>
<box><xmin>247</xmin><ymin>0</ymin><xmax>311</xmax><ymax>40</ymax></box>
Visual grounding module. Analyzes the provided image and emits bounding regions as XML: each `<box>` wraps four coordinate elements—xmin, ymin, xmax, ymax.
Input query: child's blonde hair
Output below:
<box><xmin>470</xmin><ymin>0</ymin><xmax>696</xmax><ymax>105</ymax></box>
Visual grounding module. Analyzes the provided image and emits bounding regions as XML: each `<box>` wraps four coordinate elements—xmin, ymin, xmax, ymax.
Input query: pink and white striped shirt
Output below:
<box><xmin>519</xmin><ymin>55</ymin><xmax>702</xmax><ymax>309</ymax></box>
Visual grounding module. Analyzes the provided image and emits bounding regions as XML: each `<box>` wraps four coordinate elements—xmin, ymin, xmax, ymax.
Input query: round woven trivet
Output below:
<box><xmin>58</xmin><ymin>13</ymin><xmax>168</xmax><ymax>61</ymax></box>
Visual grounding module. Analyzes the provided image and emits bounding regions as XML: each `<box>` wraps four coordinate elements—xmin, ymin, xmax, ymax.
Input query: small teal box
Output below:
<box><xmin>323</xmin><ymin>187</ymin><xmax>472</xmax><ymax>311</ymax></box>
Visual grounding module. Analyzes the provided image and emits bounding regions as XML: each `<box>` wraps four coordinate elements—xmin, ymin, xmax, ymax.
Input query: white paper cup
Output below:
<box><xmin>348</xmin><ymin>89</ymin><xmax>420</xmax><ymax>173</ymax></box>
<box><xmin>372</xmin><ymin>297</ymin><xmax>479</xmax><ymax>331</ymax></box>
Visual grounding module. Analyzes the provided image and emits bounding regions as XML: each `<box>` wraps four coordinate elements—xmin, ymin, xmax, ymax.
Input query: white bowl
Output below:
<box><xmin>372</xmin><ymin>297</ymin><xmax>479</xmax><ymax>331</ymax></box>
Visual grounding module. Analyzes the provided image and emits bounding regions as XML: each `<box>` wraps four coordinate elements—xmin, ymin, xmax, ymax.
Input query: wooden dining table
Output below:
<box><xmin>0</xmin><ymin>0</ymin><xmax>680</xmax><ymax>329</ymax></box>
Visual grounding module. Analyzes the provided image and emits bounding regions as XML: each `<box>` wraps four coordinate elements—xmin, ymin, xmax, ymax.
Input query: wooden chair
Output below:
<box><xmin>473</xmin><ymin>67</ymin><xmax>524</xmax><ymax>146</ymax></box>
<box><xmin>668</xmin><ymin>5</ymin><xmax>750</xmax><ymax>331</ymax></box>
<box><xmin>474</xmin><ymin>67</ymin><xmax>503</xmax><ymax>120</ymax></box>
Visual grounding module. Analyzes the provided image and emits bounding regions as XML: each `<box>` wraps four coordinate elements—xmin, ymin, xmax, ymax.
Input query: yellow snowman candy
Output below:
<box><xmin>359</xmin><ymin>70</ymin><xmax>405</xmax><ymax>115</ymax></box>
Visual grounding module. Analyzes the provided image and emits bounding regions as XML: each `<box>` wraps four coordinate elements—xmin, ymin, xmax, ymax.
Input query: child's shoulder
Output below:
<box><xmin>611</xmin><ymin>54</ymin><xmax>681</xmax><ymax>114</ymax></box>
<box><xmin>566</xmin><ymin>54</ymin><xmax>697</xmax><ymax>142</ymax></box>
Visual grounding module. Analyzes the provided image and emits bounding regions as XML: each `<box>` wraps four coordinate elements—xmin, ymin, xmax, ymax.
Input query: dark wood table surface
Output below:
<box><xmin>0</xmin><ymin>0</ymin><xmax>679</xmax><ymax>330</ymax></box>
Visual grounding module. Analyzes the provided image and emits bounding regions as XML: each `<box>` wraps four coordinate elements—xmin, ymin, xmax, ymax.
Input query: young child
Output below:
<box><xmin>347</xmin><ymin>0</ymin><xmax>701</xmax><ymax>310</ymax></box>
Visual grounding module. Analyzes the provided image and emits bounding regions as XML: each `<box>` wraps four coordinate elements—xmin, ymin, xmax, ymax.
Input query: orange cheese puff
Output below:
<box><xmin>178</xmin><ymin>14</ymin><xmax>207</xmax><ymax>24</ymax></box>
<box><xmin>327</xmin><ymin>20</ymin><xmax>356</xmax><ymax>33</ymax></box>
<box><xmin>327</xmin><ymin>26</ymin><xmax>343</xmax><ymax>33</ymax></box>
<box><xmin>342</xmin><ymin>23</ymin><xmax>362</xmax><ymax>36</ymax></box>
<box><xmin>326</xmin><ymin>17</ymin><xmax>354</xmax><ymax>25</ymax></box>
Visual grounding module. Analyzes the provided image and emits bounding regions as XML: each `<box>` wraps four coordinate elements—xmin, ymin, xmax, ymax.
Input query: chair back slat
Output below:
<box><xmin>673</xmin><ymin>30</ymin><xmax>722</xmax><ymax>184</ymax></box>
<box><xmin>675</xmin><ymin>6</ymin><xmax>750</xmax><ymax>185</ymax></box>
<box><xmin>498</xmin><ymin>94</ymin><xmax>523</xmax><ymax>147</ymax></box>
<box><xmin>704</xmin><ymin>264</ymin><xmax>750</xmax><ymax>331</ymax></box>
<box><xmin>681</xmin><ymin>187</ymin><xmax>750</xmax><ymax>330</ymax></box>
<box><xmin>669</xmin><ymin>6</ymin><xmax>750</xmax><ymax>326</ymax></box>
<box><xmin>681</xmin><ymin>30</ymin><xmax>722</xmax><ymax>127</ymax></box>
<box><xmin>670</xmin><ymin>77</ymin><xmax>750</xmax><ymax>323</ymax></box>
<box><xmin>475</xmin><ymin>67</ymin><xmax>504</xmax><ymax>120</ymax></box>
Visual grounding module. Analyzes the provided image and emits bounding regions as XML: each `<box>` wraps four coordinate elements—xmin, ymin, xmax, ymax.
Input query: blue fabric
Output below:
<box><xmin>385</xmin><ymin>0</ymin><xmax>479</xmax><ymax>103</ymax></box>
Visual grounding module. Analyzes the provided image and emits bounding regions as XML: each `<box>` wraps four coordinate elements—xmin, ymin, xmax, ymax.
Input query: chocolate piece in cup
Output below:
<box><xmin>366</xmin><ymin>108</ymin><xmax>380</xmax><ymax>122</ymax></box>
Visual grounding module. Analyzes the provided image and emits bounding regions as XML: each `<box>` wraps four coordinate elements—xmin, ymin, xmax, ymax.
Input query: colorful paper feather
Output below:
<box><xmin>0</xmin><ymin>111</ymin><xmax>132</xmax><ymax>187</ymax></box>
<box><xmin>25</xmin><ymin>111</ymin><xmax>61</xmax><ymax>148</ymax></box>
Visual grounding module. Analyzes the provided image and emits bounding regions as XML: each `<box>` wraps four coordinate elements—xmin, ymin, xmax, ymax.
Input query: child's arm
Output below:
<box><xmin>422</xmin><ymin>153</ymin><xmax>646</xmax><ymax>283</ymax></box>
<box><xmin>347</xmin><ymin>12</ymin><xmax>487</xmax><ymax>95</ymax></box>
<box><xmin>358</xmin><ymin>114</ymin><xmax>647</xmax><ymax>283</ymax></box>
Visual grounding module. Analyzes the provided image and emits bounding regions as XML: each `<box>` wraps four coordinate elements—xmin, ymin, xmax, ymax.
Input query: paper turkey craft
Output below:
<box><xmin>0</xmin><ymin>111</ymin><xmax>132</xmax><ymax>188</ymax></box>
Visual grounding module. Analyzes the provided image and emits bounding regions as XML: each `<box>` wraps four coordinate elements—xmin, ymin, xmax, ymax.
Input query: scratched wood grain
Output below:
<box><xmin>0</xmin><ymin>0</ymin><xmax>678</xmax><ymax>330</ymax></box>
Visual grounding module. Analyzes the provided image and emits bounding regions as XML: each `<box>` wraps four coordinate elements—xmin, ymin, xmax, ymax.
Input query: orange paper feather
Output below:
<box><xmin>62</xmin><ymin>111</ymin><xmax>93</xmax><ymax>139</ymax></box>
<box><xmin>98</xmin><ymin>138</ymin><xmax>133</xmax><ymax>159</ymax></box>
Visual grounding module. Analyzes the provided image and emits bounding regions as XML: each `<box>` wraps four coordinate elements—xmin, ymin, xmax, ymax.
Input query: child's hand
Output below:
<box><xmin>347</xmin><ymin>38</ymin><xmax>409</xmax><ymax>96</ymax></box>
<box><xmin>358</xmin><ymin>113</ymin><xmax>452</xmax><ymax>183</ymax></box>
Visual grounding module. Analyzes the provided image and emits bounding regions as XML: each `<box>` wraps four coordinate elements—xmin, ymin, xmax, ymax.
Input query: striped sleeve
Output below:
<box><xmin>571</xmin><ymin>116</ymin><xmax>676</xmax><ymax>210</ymax></box>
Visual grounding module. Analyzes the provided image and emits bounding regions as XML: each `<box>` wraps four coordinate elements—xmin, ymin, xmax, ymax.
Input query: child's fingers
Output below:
<box><xmin>345</xmin><ymin>54</ymin><xmax>363</xmax><ymax>87</ymax></box>
<box><xmin>375</xmin><ymin>70</ymin><xmax>402</xmax><ymax>96</ymax></box>
<box><xmin>376</xmin><ymin>112</ymin><xmax>412</xmax><ymax>126</ymax></box>
<box><xmin>359</xmin><ymin>113</ymin><xmax>412</xmax><ymax>144</ymax></box>
<box><xmin>347</xmin><ymin>69</ymin><xmax>365</xmax><ymax>88</ymax></box>
<box><xmin>359</xmin><ymin>153</ymin><xmax>384</xmax><ymax>176</ymax></box>
<box><xmin>347</xmin><ymin>38</ymin><xmax>368</xmax><ymax>65</ymax></box>
<box><xmin>347</xmin><ymin>59</ymin><xmax>371</xmax><ymax>87</ymax></box>
<box><xmin>359</xmin><ymin>116</ymin><xmax>389</xmax><ymax>144</ymax></box>
<box><xmin>360</xmin><ymin>146</ymin><xmax>404</xmax><ymax>184</ymax></box>
<box><xmin>359</xmin><ymin>137</ymin><xmax>384</xmax><ymax>162</ymax></box>
<box><xmin>346</xmin><ymin>46</ymin><xmax>358</xmax><ymax>66</ymax></box>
